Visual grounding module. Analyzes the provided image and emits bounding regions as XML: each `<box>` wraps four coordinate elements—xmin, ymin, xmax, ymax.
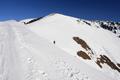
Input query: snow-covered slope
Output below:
<box><xmin>0</xmin><ymin>13</ymin><xmax>120</xmax><ymax>80</ymax></box>
<box><xmin>0</xmin><ymin>20</ymin><xmax>114</xmax><ymax>80</ymax></box>
<box><xmin>22</xmin><ymin>13</ymin><xmax>120</xmax><ymax>79</ymax></box>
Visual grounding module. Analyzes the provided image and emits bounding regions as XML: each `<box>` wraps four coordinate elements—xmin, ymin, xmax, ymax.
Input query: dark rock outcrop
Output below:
<box><xmin>77</xmin><ymin>51</ymin><xmax>91</xmax><ymax>60</ymax></box>
<box><xmin>96</xmin><ymin>55</ymin><xmax>120</xmax><ymax>73</ymax></box>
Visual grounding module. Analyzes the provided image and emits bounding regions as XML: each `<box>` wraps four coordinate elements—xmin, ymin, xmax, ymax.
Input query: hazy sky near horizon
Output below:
<box><xmin>0</xmin><ymin>0</ymin><xmax>120</xmax><ymax>21</ymax></box>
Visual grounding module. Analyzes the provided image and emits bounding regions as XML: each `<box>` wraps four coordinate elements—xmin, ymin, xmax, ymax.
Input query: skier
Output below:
<box><xmin>53</xmin><ymin>41</ymin><xmax>55</xmax><ymax>44</ymax></box>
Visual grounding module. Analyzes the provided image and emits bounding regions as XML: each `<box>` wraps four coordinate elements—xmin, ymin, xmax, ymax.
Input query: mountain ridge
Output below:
<box><xmin>22</xmin><ymin>13</ymin><xmax>120</xmax><ymax>38</ymax></box>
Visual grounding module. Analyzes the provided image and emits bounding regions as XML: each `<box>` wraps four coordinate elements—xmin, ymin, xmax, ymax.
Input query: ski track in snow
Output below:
<box><xmin>0</xmin><ymin>23</ymin><xmax>50</xmax><ymax>80</ymax></box>
<box><xmin>0</xmin><ymin>24</ymin><xmax>24</xmax><ymax>80</ymax></box>
<box><xmin>10</xmin><ymin>23</ymin><xmax>50</xmax><ymax>80</ymax></box>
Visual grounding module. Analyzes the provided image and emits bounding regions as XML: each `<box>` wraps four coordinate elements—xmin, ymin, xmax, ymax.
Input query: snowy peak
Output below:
<box><xmin>23</xmin><ymin>13</ymin><xmax>120</xmax><ymax>80</ymax></box>
<box><xmin>22</xmin><ymin>13</ymin><xmax>78</xmax><ymax>24</ymax></box>
<box><xmin>22</xmin><ymin>13</ymin><xmax>120</xmax><ymax>36</ymax></box>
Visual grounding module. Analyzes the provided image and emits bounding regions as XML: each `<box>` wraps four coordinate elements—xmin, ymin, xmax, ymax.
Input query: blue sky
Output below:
<box><xmin>0</xmin><ymin>0</ymin><xmax>120</xmax><ymax>21</ymax></box>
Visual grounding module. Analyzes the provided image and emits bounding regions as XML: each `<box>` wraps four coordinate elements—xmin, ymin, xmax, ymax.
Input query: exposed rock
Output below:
<box><xmin>117</xmin><ymin>63</ymin><xmax>120</xmax><ymax>68</ymax></box>
<box><xmin>77</xmin><ymin>51</ymin><xmax>91</xmax><ymax>60</ymax></box>
<box><xmin>24</xmin><ymin>17</ymin><xmax>43</xmax><ymax>24</ymax></box>
<box><xmin>73</xmin><ymin>37</ymin><xmax>91</xmax><ymax>50</ymax></box>
<box><xmin>96</xmin><ymin>55</ymin><xmax>120</xmax><ymax>73</ymax></box>
<box><xmin>83</xmin><ymin>21</ymin><xmax>91</xmax><ymax>26</ymax></box>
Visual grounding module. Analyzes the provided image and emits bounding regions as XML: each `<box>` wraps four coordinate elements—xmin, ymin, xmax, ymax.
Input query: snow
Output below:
<box><xmin>28</xmin><ymin>13</ymin><xmax>120</xmax><ymax>60</ymax></box>
<box><xmin>0</xmin><ymin>21</ymin><xmax>112</xmax><ymax>80</ymax></box>
<box><xmin>0</xmin><ymin>13</ymin><xmax>119</xmax><ymax>80</ymax></box>
<box><xmin>25</xmin><ymin>13</ymin><xmax>120</xmax><ymax>79</ymax></box>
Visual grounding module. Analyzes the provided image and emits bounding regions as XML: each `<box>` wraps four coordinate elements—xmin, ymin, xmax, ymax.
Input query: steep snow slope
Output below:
<box><xmin>0</xmin><ymin>21</ymin><xmax>113</xmax><ymax>80</ymax></box>
<box><xmin>24</xmin><ymin>13</ymin><xmax>120</xmax><ymax>79</ymax></box>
